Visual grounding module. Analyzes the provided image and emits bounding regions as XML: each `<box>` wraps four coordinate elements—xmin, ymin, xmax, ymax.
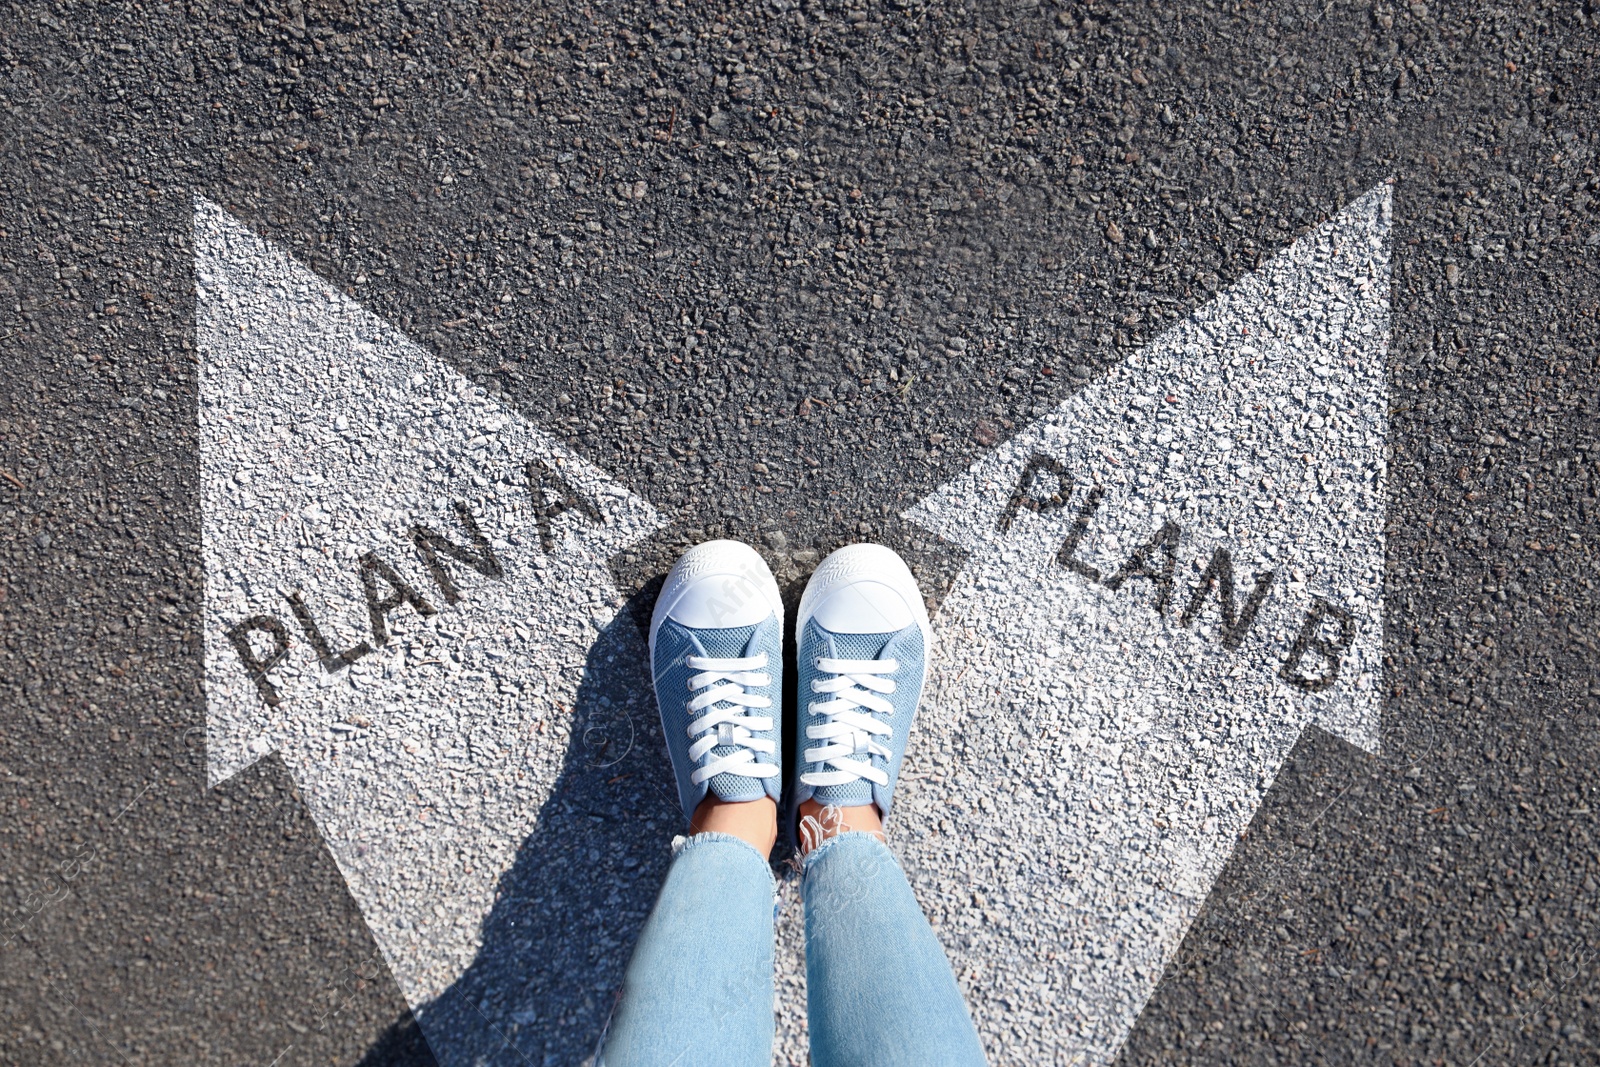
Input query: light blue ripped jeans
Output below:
<box><xmin>597</xmin><ymin>831</ymin><xmax>987</xmax><ymax>1067</ymax></box>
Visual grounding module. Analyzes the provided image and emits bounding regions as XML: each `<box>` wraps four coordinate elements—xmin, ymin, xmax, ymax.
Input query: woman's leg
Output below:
<box><xmin>800</xmin><ymin>819</ymin><xmax>987</xmax><ymax>1067</ymax></box>
<box><xmin>605</xmin><ymin>539</ymin><xmax>789</xmax><ymax>1065</ymax></box>
<box><xmin>598</xmin><ymin>829</ymin><xmax>776</xmax><ymax>1067</ymax></box>
<box><xmin>789</xmin><ymin>544</ymin><xmax>987</xmax><ymax>1066</ymax></box>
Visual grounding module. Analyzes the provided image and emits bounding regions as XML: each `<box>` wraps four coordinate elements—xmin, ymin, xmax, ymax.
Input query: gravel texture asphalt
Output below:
<box><xmin>2</xmin><ymin>0</ymin><xmax>1599</xmax><ymax>1064</ymax></box>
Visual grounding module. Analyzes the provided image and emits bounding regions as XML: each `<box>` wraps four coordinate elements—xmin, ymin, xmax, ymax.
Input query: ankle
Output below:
<box><xmin>690</xmin><ymin>795</ymin><xmax>777</xmax><ymax>857</ymax></box>
<box><xmin>796</xmin><ymin>799</ymin><xmax>884</xmax><ymax>856</ymax></box>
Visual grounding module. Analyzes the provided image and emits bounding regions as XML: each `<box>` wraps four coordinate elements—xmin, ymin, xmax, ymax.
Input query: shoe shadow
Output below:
<box><xmin>358</xmin><ymin>582</ymin><xmax>680</xmax><ymax>1067</ymax></box>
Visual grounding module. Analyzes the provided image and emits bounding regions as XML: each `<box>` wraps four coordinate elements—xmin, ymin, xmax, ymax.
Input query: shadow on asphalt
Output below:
<box><xmin>358</xmin><ymin>585</ymin><xmax>680</xmax><ymax>1067</ymax></box>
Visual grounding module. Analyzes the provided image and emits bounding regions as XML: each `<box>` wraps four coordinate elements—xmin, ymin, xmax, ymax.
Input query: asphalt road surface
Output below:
<box><xmin>3</xmin><ymin>1</ymin><xmax>1599</xmax><ymax>1065</ymax></box>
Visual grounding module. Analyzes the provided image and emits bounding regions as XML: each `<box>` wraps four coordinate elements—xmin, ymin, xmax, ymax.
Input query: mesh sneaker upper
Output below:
<box><xmin>795</xmin><ymin>618</ymin><xmax>927</xmax><ymax>813</ymax></box>
<box><xmin>651</xmin><ymin>615</ymin><xmax>783</xmax><ymax>820</ymax></box>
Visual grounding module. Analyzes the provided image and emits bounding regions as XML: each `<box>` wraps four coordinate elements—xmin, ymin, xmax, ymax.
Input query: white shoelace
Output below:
<box><xmin>684</xmin><ymin>653</ymin><xmax>778</xmax><ymax>785</ymax></box>
<box><xmin>800</xmin><ymin>656</ymin><xmax>899</xmax><ymax>788</ymax></box>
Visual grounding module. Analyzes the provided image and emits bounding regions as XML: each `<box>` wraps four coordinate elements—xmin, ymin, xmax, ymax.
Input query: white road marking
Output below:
<box><xmin>901</xmin><ymin>185</ymin><xmax>1390</xmax><ymax>1065</ymax></box>
<box><xmin>194</xmin><ymin>200</ymin><xmax>665</xmax><ymax>1051</ymax></box>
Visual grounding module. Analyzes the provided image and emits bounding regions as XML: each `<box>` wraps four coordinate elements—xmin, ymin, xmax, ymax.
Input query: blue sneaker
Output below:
<box><xmin>793</xmin><ymin>543</ymin><xmax>932</xmax><ymax>819</ymax></box>
<box><xmin>649</xmin><ymin>540</ymin><xmax>785</xmax><ymax>825</ymax></box>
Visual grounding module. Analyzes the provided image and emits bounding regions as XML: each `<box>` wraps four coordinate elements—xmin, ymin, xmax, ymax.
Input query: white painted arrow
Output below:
<box><xmin>194</xmin><ymin>200</ymin><xmax>666</xmax><ymax>1054</ymax></box>
<box><xmin>899</xmin><ymin>185</ymin><xmax>1390</xmax><ymax>1065</ymax></box>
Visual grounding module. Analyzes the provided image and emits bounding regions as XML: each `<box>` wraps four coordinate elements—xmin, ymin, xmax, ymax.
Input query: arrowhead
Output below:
<box><xmin>895</xmin><ymin>185</ymin><xmax>1390</xmax><ymax>1064</ymax></box>
<box><xmin>908</xmin><ymin>182</ymin><xmax>1389</xmax><ymax>752</ymax></box>
<box><xmin>195</xmin><ymin>197</ymin><xmax>662</xmax><ymax>786</ymax></box>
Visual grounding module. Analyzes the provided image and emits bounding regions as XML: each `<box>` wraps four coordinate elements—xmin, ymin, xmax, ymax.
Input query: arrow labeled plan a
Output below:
<box><xmin>901</xmin><ymin>185</ymin><xmax>1390</xmax><ymax>1064</ymax></box>
<box><xmin>195</xmin><ymin>199</ymin><xmax>665</xmax><ymax>1053</ymax></box>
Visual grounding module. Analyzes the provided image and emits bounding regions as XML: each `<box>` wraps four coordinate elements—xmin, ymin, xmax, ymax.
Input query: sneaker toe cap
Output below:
<box><xmin>809</xmin><ymin>580</ymin><xmax>918</xmax><ymax>634</ymax></box>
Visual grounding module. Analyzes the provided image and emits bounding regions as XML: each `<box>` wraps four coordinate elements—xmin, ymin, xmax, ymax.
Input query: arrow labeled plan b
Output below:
<box><xmin>901</xmin><ymin>185</ymin><xmax>1390</xmax><ymax>1064</ymax></box>
<box><xmin>194</xmin><ymin>200</ymin><xmax>665</xmax><ymax>1048</ymax></box>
